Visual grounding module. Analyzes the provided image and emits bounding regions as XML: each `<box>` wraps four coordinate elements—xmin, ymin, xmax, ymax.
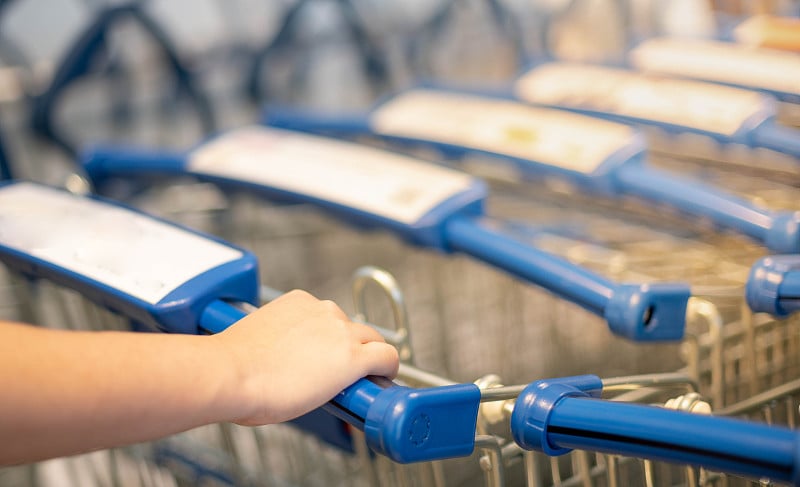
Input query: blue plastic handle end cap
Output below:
<box><xmin>511</xmin><ymin>375</ymin><xmax>603</xmax><ymax>455</ymax></box>
<box><xmin>364</xmin><ymin>383</ymin><xmax>481</xmax><ymax>463</ymax></box>
<box><xmin>604</xmin><ymin>283</ymin><xmax>690</xmax><ymax>342</ymax></box>
<box><xmin>746</xmin><ymin>255</ymin><xmax>800</xmax><ymax>317</ymax></box>
<box><xmin>765</xmin><ymin>212</ymin><xmax>800</xmax><ymax>255</ymax></box>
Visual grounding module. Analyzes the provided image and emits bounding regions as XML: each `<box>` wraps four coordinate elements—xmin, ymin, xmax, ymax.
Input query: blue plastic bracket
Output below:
<box><xmin>511</xmin><ymin>375</ymin><xmax>603</xmax><ymax>456</ymax></box>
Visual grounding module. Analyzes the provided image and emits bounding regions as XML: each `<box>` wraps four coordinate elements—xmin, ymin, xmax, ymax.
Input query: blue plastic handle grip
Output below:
<box><xmin>746</xmin><ymin>255</ymin><xmax>800</xmax><ymax>317</ymax></box>
<box><xmin>616</xmin><ymin>164</ymin><xmax>800</xmax><ymax>254</ymax></box>
<box><xmin>445</xmin><ymin>216</ymin><xmax>690</xmax><ymax>341</ymax></box>
<box><xmin>511</xmin><ymin>376</ymin><xmax>800</xmax><ymax>485</ymax></box>
<box><xmin>199</xmin><ymin>301</ymin><xmax>482</xmax><ymax>464</ymax></box>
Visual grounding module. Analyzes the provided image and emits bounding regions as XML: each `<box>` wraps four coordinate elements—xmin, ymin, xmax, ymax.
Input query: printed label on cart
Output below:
<box><xmin>187</xmin><ymin>126</ymin><xmax>478</xmax><ymax>225</ymax></box>
<box><xmin>369</xmin><ymin>89</ymin><xmax>638</xmax><ymax>175</ymax></box>
<box><xmin>630</xmin><ymin>38</ymin><xmax>800</xmax><ymax>97</ymax></box>
<box><xmin>0</xmin><ymin>183</ymin><xmax>244</xmax><ymax>305</ymax></box>
<box><xmin>515</xmin><ymin>63</ymin><xmax>772</xmax><ymax>137</ymax></box>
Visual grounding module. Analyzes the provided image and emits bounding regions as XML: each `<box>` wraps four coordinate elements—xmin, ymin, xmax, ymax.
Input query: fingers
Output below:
<box><xmin>277</xmin><ymin>289</ymin><xmax>316</xmax><ymax>304</ymax></box>
<box><xmin>265</xmin><ymin>289</ymin><xmax>400</xmax><ymax>379</ymax></box>
<box><xmin>317</xmin><ymin>299</ymin><xmax>349</xmax><ymax>322</ymax></box>
<box><xmin>357</xmin><ymin>341</ymin><xmax>400</xmax><ymax>379</ymax></box>
<box><xmin>348</xmin><ymin>320</ymin><xmax>386</xmax><ymax>344</ymax></box>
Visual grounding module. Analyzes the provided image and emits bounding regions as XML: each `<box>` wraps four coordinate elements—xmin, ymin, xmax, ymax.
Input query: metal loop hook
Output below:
<box><xmin>351</xmin><ymin>266</ymin><xmax>413</xmax><ymax>364</ymax></box>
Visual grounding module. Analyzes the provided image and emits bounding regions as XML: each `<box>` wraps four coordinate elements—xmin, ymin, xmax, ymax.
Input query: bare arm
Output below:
<box><xmin>0</xmin><ymin>290</ymin><xmax>399</xmax><ymax>466</ymax></box>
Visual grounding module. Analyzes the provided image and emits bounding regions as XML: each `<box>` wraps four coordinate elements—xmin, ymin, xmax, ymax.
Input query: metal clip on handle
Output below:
<box><xmin>351</xmin><ymin>266</ymin><xmax>415</xmax><ymax>364</ymax></box>
<box><xmin>510</xmin><ymin>375</ymin><xmax>800</xmax><ymax>485</ymax></box>
<box><xmin>746</xmin><ymin>255</ymin><xmax>800</xmax><ymax>317</ymax></box>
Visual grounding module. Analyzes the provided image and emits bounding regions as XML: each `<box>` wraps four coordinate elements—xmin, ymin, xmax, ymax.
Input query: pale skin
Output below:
<box><xmin>0</xmin><ymin>289</ymin><xmax>400</xmax><ymax>466</ymax></box>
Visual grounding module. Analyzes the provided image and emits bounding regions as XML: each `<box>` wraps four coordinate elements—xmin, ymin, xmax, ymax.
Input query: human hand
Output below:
<box><xmin>213</xmin><ymin>290</ymin><xmax>399</xmax><ymax>426</ymax></box>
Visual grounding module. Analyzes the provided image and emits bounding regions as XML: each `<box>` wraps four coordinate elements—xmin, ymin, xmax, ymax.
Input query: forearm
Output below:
<box><xmin>0</xmin><ymin>321</ymin><xmax>236</xmax><ymax>465</ymax></box>
<box><xmin>0</xmin><ymin>291</ymin><xmax>399</xmax><ymax>466</ymax></box>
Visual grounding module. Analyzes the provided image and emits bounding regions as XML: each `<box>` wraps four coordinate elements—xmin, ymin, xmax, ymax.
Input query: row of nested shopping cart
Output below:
<box><xmin>5</xmin><ymin>1</ymin><xmax>800</xmax><ymax>486</ymax></box>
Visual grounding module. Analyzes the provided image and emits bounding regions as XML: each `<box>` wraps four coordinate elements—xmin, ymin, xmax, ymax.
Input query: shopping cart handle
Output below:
<box><xmin>511</xmin><ymin>375</ymin><xmax>800</xmax><ymax>485</ymax></box>
<box><xmin>746</xmin><ymin>255</ymin><xmax>800</xmax><ymax>317</ymax></box>
<box><xmin>615</xmin><ymin>165</ymin><xmax>800</xmax><ymax>254</ymax></box>
<box><xmin>201</xmin><ymin>303</ymin><xmax>482</xmax><ymax>464</ymax></box>
<box><xmin>445</xmin><ymin>217</ymin><xmax>691</xmax><ymax>341</ymax></box>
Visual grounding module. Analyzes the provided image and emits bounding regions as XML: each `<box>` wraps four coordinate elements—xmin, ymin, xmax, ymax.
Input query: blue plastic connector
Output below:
<box><xmin>746</xmin><ymin>255</ymin><xmax>800</xmax><ymax>317</ymax></box>
<box><xmin>510</xmin><ymin>375</ymin><xmax>603</xmax><ymax>455</ymax></box>
<box><xmin>605</xmin><ymin>283</ymin><xmax>691</xmax><ymax>341</ymax></box>
<box><xmin>364</xmin><ymin>383</ymin><xmax>481</xmax><ymax>463</ymax></box>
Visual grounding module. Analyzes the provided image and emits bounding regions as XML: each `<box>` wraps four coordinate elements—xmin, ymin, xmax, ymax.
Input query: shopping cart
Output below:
<box><xmin>79</xmin><ymin>125</ymin><xmax>694</xmax><ymax>343</ymax></box>
<box><xmin>0</xmin><ymin>1</ymin><xmax>239</xmax><ymax>206</ymax></box>
<box><xmin>26</xmin><ymin>0</ymin><xmax>215</xmax><ymax>162</ymax></box>
<box><xmin>262</xmin><ymin>88</ymin><xmax>800</xmax><ymax>254</ymax></box>
<box><xmin>403</xmin><ymin>0</ymin><xmax>526</xmax><ymax>85</ymax></box>
<box><xmin>243</xmin><ymin>0</ymin><xmax>389</xmax><ymax>109</ymax></box>
<box><xmin>3</xmin><ymin>180</ymin><xmax>800</xmax><ymax>487</ymax></box>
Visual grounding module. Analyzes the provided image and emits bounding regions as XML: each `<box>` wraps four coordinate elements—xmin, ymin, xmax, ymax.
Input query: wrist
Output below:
<box><xmin>202</xmin><ymin>333</ymin><xmax>261</xmax><ymax>424</ymax></box>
